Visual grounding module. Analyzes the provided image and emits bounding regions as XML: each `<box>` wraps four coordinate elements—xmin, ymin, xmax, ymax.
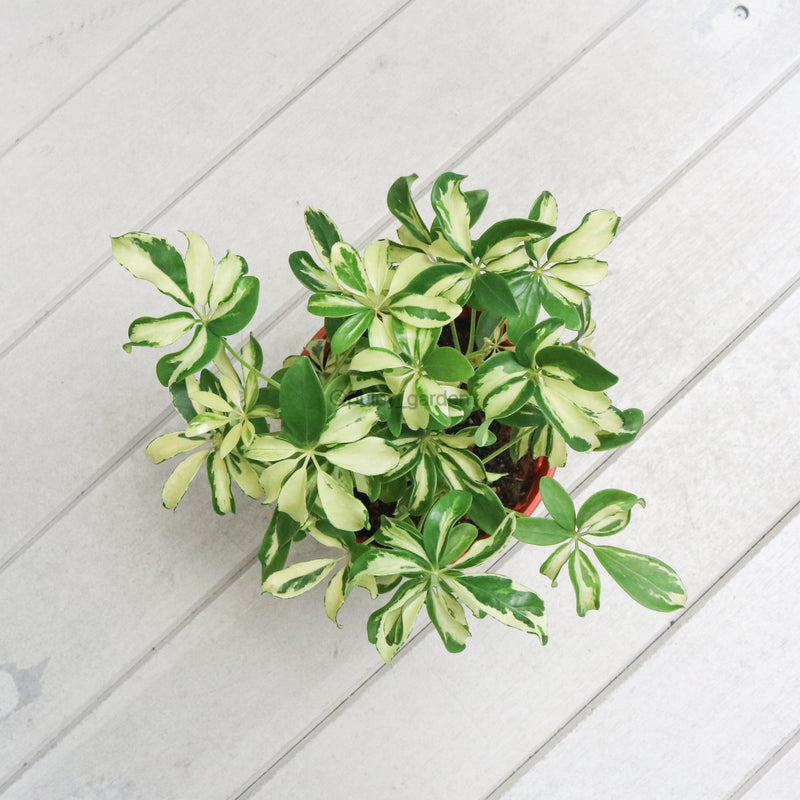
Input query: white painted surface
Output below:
<box><xmin>1</xmin><ymin>1</ymin><xmax>798</xmax><ymax>798</ymax></box>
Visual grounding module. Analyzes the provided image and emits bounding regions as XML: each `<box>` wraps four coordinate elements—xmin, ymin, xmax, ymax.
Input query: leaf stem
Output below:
<box><xmin>467</xmin><ymin>307</ymin><xmax>477</xmax><ymax>354</ymax></box>
<box><xmin>449</xmin><ymin>320</ymin><xmax>462</xmax><ymax>353</ymax></box>
<box><xmin>223</xmin><ymin>340</ymin><xmax>281</xmax><ymax>389</ymax></box>
<box><xmin>481</xmin><ymin>431</ymin><xmax>527</xmax><ymax>464</ymax></box>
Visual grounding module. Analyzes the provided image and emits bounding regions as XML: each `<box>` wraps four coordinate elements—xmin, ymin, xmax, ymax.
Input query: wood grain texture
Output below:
<box><xmin>739</xmin><ymin>732</ymin><xmax>800</xmax><ymax>800</ymax></box>
<box><xmin>0</xmin><ymin>0</ymin><xmax>180</xmax><ymax>152</ymax></box>
<box><xmin>5</xmin><ymin>4</ymin><xmax>800</xmax><ymax>796</ymax></box>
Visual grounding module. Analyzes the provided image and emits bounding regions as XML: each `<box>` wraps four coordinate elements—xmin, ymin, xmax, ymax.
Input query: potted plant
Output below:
<box><xmin>111</xmin><ymin>171</ymin><xmax>686</xmax><ymax>665</ymax></box>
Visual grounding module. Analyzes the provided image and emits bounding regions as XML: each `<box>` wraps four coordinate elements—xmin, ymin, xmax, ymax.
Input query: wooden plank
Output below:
<box><xmin>7</xmin><ymin>12</ymin><xmax>800</xmax><ymax>797</ymax></box>
<box><xmin>0</xmin><ymin>0</ymin><xmax>638</xmax><ymax>785</ymax></box>
<box><xmin>496</xmin><ymin>508</ymin><xmax>800</xmax><ymax>800</ymax></box>
<box><xmin>0</xmin><ymin>0</ymin><xmax>638</xmax><ymax>564</ymax></box>
<box><xmin>0</xmin><ymin>0</ymin><xmax>403</xmax><ymax>347</ymax></box>
<box><xmin>739</xmin><ymin>733</ymin><xmax>800</xmax><ymax>800</ymax></box>
<box><xmin>0</xmin><ymin>0</ymin><xmax>179</xmax><ymax>152</ymax></box>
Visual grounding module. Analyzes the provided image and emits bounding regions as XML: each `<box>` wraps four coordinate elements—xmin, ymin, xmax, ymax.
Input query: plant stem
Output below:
<box><xmin>223</xmin><ymin>340</ymin><xmax>281</xmax><ymax>389</ymax></box>
<box><xmin>449</xmin><ymin>320</ymin><xmax>462</xmax><ymax>353</ymax></box>
<box><xmin>481</xmin><ymin>431</ymin><xmax>527</xmax><ymax>465</ymax></box>
<box><xmin>467</xmin><ymin>308</ymin><xmax>477</xmax><ymax>355</ymax></box>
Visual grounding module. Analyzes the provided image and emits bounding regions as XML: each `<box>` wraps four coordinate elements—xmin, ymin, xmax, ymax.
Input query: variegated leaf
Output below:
<box><xmin>529</xmin><ymin>190</ymin><xmax>558</xmax><ymax>262</ymax></box>
<box><xmin>208</xmin><ymin>253</ymin><xmax>247</xmax><ymax>313</ymax></box>
<box><xmin>145</xmin><ymin>431</ymin><xmax>206</xmax><ymax>464</ymax></box>
<box><xmin>111</xmin><ymin>232</ymin><xmax>192</xmax><ymax>306</ymax></box>
<box><xmin>324</xmin><ymin>437</ymin><xmax>399</xmax><ymax>475</ymax></box>
<box><xmin>318</xmin><ymin>402</ymin><xmax>380</xmax><ymax>446</ymax></box>
<box><xmin>330</xmin><ymin>241</ymin><xmax>369</xmax><ymax>296</ymax></box>
<box><xmin>263</xmin><ymin>558</ymin><xmax>341</xmax><ymax>598</ymax></box>
<box><xmin>124</xmin><ymin>312</ymin><xmax>196</xmax><ymax>352</ymax></box>
<box><xmin>569</xmin><ymin>548</ymin><xmax>601</xmax><ymax>616</ymax></box>
<box><xmin>453</xmin><ymin>513</ymin><xmax>515</xmax><ymax>569</ymax></box>
<box><xmin>368</xmin><ymin>578</ymin><xmax>427</xmax><ymax>666</ymax></box>
<box><xmin>208</xmin><ymin>450</ymin><xmax>234</xmax><ymax>514</ymax></box>
<box><xmin>387</xmin><ymin>174</ymin><xmax>431</xmax><ymax>244</ymax></box>
<box><xmin>305</xmin><ymin>206</ymin><xmax>342</xmax><ymax>265</ymax></box>
<box><xmin>182</xmin><ymin>230</ymin><xmax>215</xmax><ymax>307</ymax></box>
<box><xmin>548</xmin><ymin>258</ymin><xmax>608</xmax><ymax>286</ymax></box>
<box><xmin>155</xmin><ymin>325</ymin><xmax>221</xmax><ymax>387</ymax></box>
<box><xmin>431</xmin><ymin>172</ymin><xmax>473</xmax><ymax>259</ymax></box>
<box><xmin>427</xmin><ymin>584</ymin><xmax>470</xmax><ymax>653</ymax></box>
<box><xmin>349</xmin><ymin>347</ymin><xmax>407</xmax><ymax>373</ymax></box>
<box><xmin>289</xmin><ymin>250</ymin><xmax>337</xmax><ymax>292</ymax></box>
<box><xmin>447</xmin><ymin>573</ymin><xmax>547</xmax><ymax>641</ymax></box>
<box><xmin>316</xmin><ymin>470</ymin><xmax>367</xmax><ymax>532</ymax></box>
<box><xmin>246</xmin><ymin>435</ymin><xmax>300</xmax><ymax>463</ymax></box>
<box><xmin>548</xmin><ymin>209</ymin><xmax>620</xmax><ymax>262</ymax></box>
<box><xmin>593</xmin><ymin>545</ymin><xmax>686</xmax><ymax>612</ymax></box>
<box><xmin>206</xmin><ymin>274</ymin><xmax>260</xmax><ymax>336</ymax></box>
<box><xmin>161</xmin><ymin>449</ymin><xmax>209</xmax><ymax>510</ymax></box>
<box><xmin>278</xmin><ymin>465</ymin><xmax>308</xmax><ymax>523</ymax></box>
<box><xmin>390</xmin><ymin>293</ymin><xmax>461</xmax><ymax>328</ymax></box>
<box><xmin>228</xmin><ymin>455</ymin><xmax>264</xmax><ymax>499</ymax></box>
<box><xmin>540</xmin><ymin>541</ymin><xmax>573</xmax><ymax>586</ymax></box>
<box><xmin>577</xmin><ymin>489</ymin><xmax>646</xmax><ymax>535</ymax></box>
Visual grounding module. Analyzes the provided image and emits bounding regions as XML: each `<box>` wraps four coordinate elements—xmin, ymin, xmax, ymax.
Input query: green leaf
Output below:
<box><xmin>569</xmin><ymin>548</ymin><xmax>601</xmax><ymax>616</ymax></box>
<box><xmin>538</xmin><ymin>476</ymin><xmax>576</xmax><ymax>530</ymax></box>
<box><xmin>387</xmin><ymin>173</ymin><xmax>431</xmax><ymax>244</ymax></box>
<box><xmin>539</xmin><ymin>280</ymin><xmax>582</xmax><ymax>330</ymax></box>
<box><xmin>155</xmin><ymin>326</ymin><xmax>221</xmax><ymax>387</ymax></box>
<box><xmin>469</xmin><ymin>272</ymin><xmax>519</xmax><ymax>317</ymax></box>
<box><xmin>111</xmin><ymin>232</ymin><xmax>192</xmax><ymax>306</ymax></box>
<box><xmin>423</xmin><ymin>490</ymin><xmax>472</xmax><ymax>566</ymax></box>
<box><xmin>427</xmin><ymin>585</ymin><xmax>470</xmax><ymax>653</ymax></box>
<box><xmin>289</xmin><ymin>250</ymin><xmax>336</xmax><ymax>292</ymax></box>
<box><xmin>329</xmin><ymin>308</ymin><xmax>373</xmax><ymax>353</ymax></box>
<box><xmin>536</xmin><ymin>345</ymin><xmax>618</xmax><ymax>391</ymax></box>
<box><xmin>548</xmin><ymin>209</ymin><xmax>620</xmax><ymax>262</ymax></box>
<box><xmin>453</xmin><ymin>513</ymin><xmax>515</xmax><ymax>569</ymax></box>
<box><xmin>279</xmin><ymin>356</ymin><xmax>326</xmax><ymax>447</ymax></box>
<box><xmin>577</xmin><ymin>489</ymin><xmax>646</xmax><ymax>535</ymax></box>
<box><xmin>431</xmin><ymin>172</ymin><xmax>473</xmax><ymax>259</ymax></box>
<box><xmin>475</xmin><ymin>218</ymin><xmax>556</xmax><ymax>260</ymax></box>
<box><xmin>439</xmin><ymin>522</ymin><xmax>478</xmax><ymax>566</ymax></box>
<box><xmin>170</xmin><ymin>378</ymin><xmax>200</xmax><ymax>423</ymax></box>
<box><xmin>422</xmin><ymin>347</ymin><xmax>474</xmax><ymax>382</ymax></box>
<box><xmin>515</xmin><ymin>318</ymin><xmax>565</xmax><ymax>367</ymax></box>
<box><xmin>124</xmin><ymin>312</ymin><xmax>196</xmax><ymax>352</ymax></box>
<box><xmin>593</xmin><ymin>545</ymin><xmax>687</xmax><ymax>612</ymax></box>
<box><xmin>263</xmin><ymin>557</ymin><xmax>340</xmax><ymax>598</ymax></box>
<box><xmin>465</xmin><ymin>188</ymin><xmax>489</xmax><ymax>227</ymax></box>
<box><xmin>447</xmin><ymin>573</ymin><xmax>547</xmax><ymax>641</ymax></box>
<box><xmin>161</xmin><ymin>449</ymin><xmax>209</xmax><ymax>509</ymax></box>
<box><xmin>305</xmin><ymin>206</ymin><xmax>342</xmax><ymax>264</ymax></box>
<box><xmin>514</xmin><ymin>516</ymin><xmax>572</xmax><ymax>545</ymax></box>
<box><xmin>463</xmin><ymin>483</ymin><xmax>506</xmax><ymax>536</ymax></box>
<box><xmin>506</xmin><ymin>275</ymin><xmax>540</xmax><ymax>344</ymax></box>
<box><xmin>206</xmin><ymin>275</ymin><xmax>259</xmax><ymax>336</ymax></box>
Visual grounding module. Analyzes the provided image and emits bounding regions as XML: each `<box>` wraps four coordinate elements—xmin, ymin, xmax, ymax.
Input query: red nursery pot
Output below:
<box><xmin>301</xmin><ymin>326</ymin><xmax>555</xmax><ymax>519</ymax></box>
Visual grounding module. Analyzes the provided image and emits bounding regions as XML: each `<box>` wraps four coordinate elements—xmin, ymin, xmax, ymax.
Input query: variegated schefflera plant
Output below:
<box><xmin>111</xmin><ymin>171</ymin><xmax>686</xmax><ymax>665</ymax></box>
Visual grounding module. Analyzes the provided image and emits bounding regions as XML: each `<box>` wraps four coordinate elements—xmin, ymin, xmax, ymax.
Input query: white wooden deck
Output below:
<box><xmin>2</xmin><ymin>1</ymin><xmax>799</xmax><ymax>798</ymax></box>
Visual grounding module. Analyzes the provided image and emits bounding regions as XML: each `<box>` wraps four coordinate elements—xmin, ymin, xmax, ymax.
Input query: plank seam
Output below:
<box><xmin>0</xmin><ymin>0</ymin><xmax>416</xmax><ymax>361</ymax></box>
<box><xmin>484</xmin><ymin>498</ymin><xmax>800</xmax><ymax>800</ymax></box>
<box><xmin>726</xmin><ymin>723</ymin><xmax>800</xmax><ymax>799</ymax></box>
<box><xmin>0</xmin><ymin>0</ymin><xmax>190</xmax><ymax>160</ymax></box>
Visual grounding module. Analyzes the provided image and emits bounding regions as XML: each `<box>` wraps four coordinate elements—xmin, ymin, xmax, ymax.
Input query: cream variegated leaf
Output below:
<box><xmin>324</xmin><ymin>437</ymin><xmax>399</xmax><ymax>475</ymax></box>
<box><xmin>259</xmin><ymin>458</ymin><xmax>301</xmax><ymax>503</ymax></box>
<box><xmin>246</xmin><ymin>435</ymin><xmax>301</xmax><ymax>463</ymax></box>
<box><xmin>318</xmin><ymin>402</ymin><xmax>380</xmax><ymax>446</ymax></box>
<box><xmin>228</xmin><ymin>456</ymin><xmax>264</xmax><ymax>499</ymax></box>
<box><xmin>208</xmin><ymin>253</ymin><xmax>247</xmax><ymax>312</ymax></box>
<box><xmin>427</xmin><ymin>585</ymin><xmax>470</xmax><ymax>653</ymax></box>
<box><xmin>263</xmin><ymin>558</ymin><xmax>341</xmax><ymax>598</ymax></box>
<box><xmin>218</xmin><ymin>422</ymin><xmax>243</xmax><ymax>459</ymax></box>
<box><xmin>548</xmin><ymin>209</ymin><xmax>619</xmax><ymax>262</ymax></box>
<box><xmin>161</xmin><ymin>449</ymin><xmax>209</xmax><ymax>510</ymax></box>
<box><xmin>111</xmin><ymin>233</ymin><xmax>191</xmax><ymax>306</ymax></box>
<box><xmin>145</xmin><ymin>432</ymin><xmax>206</xmax><ymax>464</ymax></box>
<box><xmin>182</xmin><ymin>230</ymin><xmax>215</xmax><ymax>306</ymax></box>
<box><xmin>278</xmin><ymin>465</ymin><xmax>308</xmax><ymax>523</ymax></box>
<box><xmin>548</xmin><ymin>258</ymin><xmax>608</xmax><ymax>286</ymax></box>
<box><xmin>316</xmin><ymin>470</ymin><xmax>367</xmax><ymax>532</ymax></box>
<box><xmin>431</xmin><ymin>173</ymin><xmax>473</xmax><ymax>258</ymax></box>
<box><xmin>124</xmin><ymin>312</ymin><xmax>196</xmax><ymax>352</ymax></box>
